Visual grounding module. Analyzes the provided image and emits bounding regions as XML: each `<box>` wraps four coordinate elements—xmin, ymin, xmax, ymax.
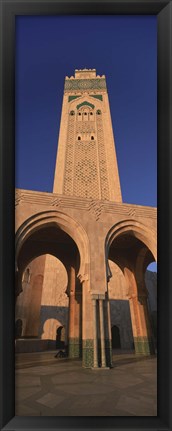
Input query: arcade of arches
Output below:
<box><xmin>15</xmin><ymin>212</ymin><xmax>157</xmax><ymax>368</ymax></box>
<box><xmin>15</xmin><ymin>68</ymin><xmax>157</xmax><ymax>368</ymax></box>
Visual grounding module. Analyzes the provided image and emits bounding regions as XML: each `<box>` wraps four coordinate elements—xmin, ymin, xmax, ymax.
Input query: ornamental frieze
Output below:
<box><xmin>15</xmin><ymin>189</ymin><xmax>157</xmax><ymax>220</ymax></box>
<box><xmin>64</xmin><ymin>78</ymin><xmax>107</xmax><ymax>91</ymax></box>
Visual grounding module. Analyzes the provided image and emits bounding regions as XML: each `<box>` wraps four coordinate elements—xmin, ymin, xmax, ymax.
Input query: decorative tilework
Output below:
<box><xmin>76</xmin><ymin>101</ymin><xmax>94</xmax><ymax>110</ymax></box>
<box><xmin>97</xmin><ymin>339</ymin><xmax>112</xmax><ymax>367</ymax></box>
<box><xmin>90</xmin><ymin>94</ymin><xmax>103</xmax><ymax>101</ymax></box>
<box><xmin>68</xmin><ymin>337</ymin><xmax>82</xmax><ymax>358</ymax></box>
<box><xmin>82</xmin><ymin>339</ymin><xmax>94</xmax><ymax>368</ymax></box>
<box><xmin>68</xmin><ymin>95</ymin><xmax>80</xmax><ymax>102</ymax></box>
<box><xmin>134</xmin><ymin>337</ymin><xmax>155</xmax><ymax>355</ymax></box>
<box><xmin>65</xmin><ymin>78</ymin><xmax>106</xmax><ymax>92</ymax></box>
<box><xmin>105</xmin><ymin>338</ymin><xmax>113</xmax><ymax>367</ymax></box>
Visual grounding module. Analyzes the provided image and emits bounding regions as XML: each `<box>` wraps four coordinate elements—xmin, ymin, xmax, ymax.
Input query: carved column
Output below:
<box><xmin>137</xmin><ymin>289</ymin><xmax>155</xmax><ymax>354</ymax></box>
<box><xmin>92</xmin><ymin>298</ymin><xmax>98</xmax><ymax>368</ymax></box>
<box><xmin>106</xmin><ymin>295</ymin><xmax>113</xmax><ymax>367</ymax></box>
<box><xmin>75</xmin><ymin>280</ymin><xmax>82</xmax><ymax>358</ymax></box>
<box><xmin>68</xmin><ymin>265</ymin><xmax>76</xmax><ymax>357</ymax></box>
<box><xmin>99</xmin><ymin>299</ymin><xmax>106</xmax><ymax>368</ymax></box>
<box><xmin>129</xmin><ymin>291</ymin><xmax>154</xmax><ymax>355</ymax></box>
<box><xmin>82</xmin><ymin>279</ymin><xmax>94</xmax><ymax>368</ymax></box>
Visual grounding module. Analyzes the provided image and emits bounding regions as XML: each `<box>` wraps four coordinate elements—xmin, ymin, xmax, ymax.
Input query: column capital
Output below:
<box><xmin>91</xmin><ymin>293</ymin><xmax>105</xmax><ymax>300</ymax></box>
<box><xmin>77</xmin><ymin>272</ymin><xmax>88</xmax><ymax>283</ymax></box>
<box><xmin>91</xmin><ymin>294</ymin><xmax>99</xmax><ymax>300</ymax></box>
<box><xmin>127</xmin><ymin>293</ymin><xmax>137</xmax><ymax>300</ymax></box>
<box><xmin>99</xmin><ymin>298</ymin><xmax>107</xmax><ymax>368</ymax></box>
<box><xmin>98</xmin><ymin>294</ymin><xmax>105</xmax><ymax>300</ymax></box>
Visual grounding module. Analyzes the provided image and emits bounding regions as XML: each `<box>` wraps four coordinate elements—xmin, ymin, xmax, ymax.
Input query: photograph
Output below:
<box><xmin>14</xmin><ymin>14</ymin><xmax>157</xmax><ymax>417</ymax></box>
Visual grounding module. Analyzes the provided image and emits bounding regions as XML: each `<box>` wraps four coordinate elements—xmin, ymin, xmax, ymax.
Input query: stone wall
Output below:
<box><xmin>108</xmin><ymin>261</ymin><xmax>157</xmax><ymax>349</ymax></box>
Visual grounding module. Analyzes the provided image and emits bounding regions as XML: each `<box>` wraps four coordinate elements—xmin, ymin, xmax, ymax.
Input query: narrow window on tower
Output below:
<box><xmin>89</xmin><ymin>111</ymin><xmax>94</xmax><ymax>121</ymax></box>
<box><xmin>78</xmin><ymin>112</ymin><xmax>82</xmax><ymax>122</ymax></box>
<box><xmin>83</xmin><ymin>111</ymin><xmax>88</xmax><ymax>122</ymax></box>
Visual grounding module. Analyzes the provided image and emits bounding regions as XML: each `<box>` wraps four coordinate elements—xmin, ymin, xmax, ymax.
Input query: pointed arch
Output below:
<box><xmin>105</xmin><ymin>219</ymin><xmax>157</xmax><ymax>262</ymax></box>
<box><xmin>15</xmin><ymin>210</ymin><xmax>90</xmax><ymax>282</ymax></box>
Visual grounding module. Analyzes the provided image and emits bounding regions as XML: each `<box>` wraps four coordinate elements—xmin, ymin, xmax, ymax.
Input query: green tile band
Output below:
<box><xmin>82</xmin><ymin>339</ymin><xmax>94</xmax><ymax>368</ymax></box>
<box><xmin>65</xmin><ymin>78</ymin><xmax>106</xmax><ymax>91</ymax></box>
<box><xmin>134</xmin><ymin>337</ymin><xmax>155</xmax><ymax>355</ymax></box>
<box><xmin>68</xmin><ymin>338</ymin><xmax>82</xmax><ymax>358</ymax></box>
<box><xmin>105</xmin><ymin>338</ymin><xmax>113</xmax><ymax>367</ymax></box>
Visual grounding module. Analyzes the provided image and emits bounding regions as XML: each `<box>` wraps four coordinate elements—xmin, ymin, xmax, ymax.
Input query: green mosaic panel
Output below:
<box><xmin>82</xmin><ymin>339</ymin><xmax>94</xmax><ymax>368</ymax></box>
<box><xmin>76</xmin><ymin>101</ymin><xmax>94</xmax><ymax>110</ymax></box>
<box><xmin>134</xmin><ymin>337</ymin><xmax>155</xmax><ymax>355</ymax></box>
<box><xmin>68</xmin><ymin>95</ymin><xmax>80</xmax><ymax>102</ymax></box>
<box><xmin>65</xmin><ymin>78</ymin><xmax>106</xmax><ymax>91</ymax></box>
<box><xmin>98</xmin><ymin>345</ymin><xmax>101</xmax><ymax>366</ymax></box>
<box><xmin>90</xmin><ymin>94</ymin><xmax>103</xmax><ymax>101</ymax></box>
<box><xmin>68</xmin><ymin>338</ymin><xmax>82</xmax><ymax>358</ymax></box>
<box><xmin>105</xmin><ymin>339</ymin><xmax>113</xmax><ymax>367</ymax></box>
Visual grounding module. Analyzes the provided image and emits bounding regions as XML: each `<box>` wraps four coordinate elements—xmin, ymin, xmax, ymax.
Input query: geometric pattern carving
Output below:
<box><xmin>51</xmin><ymin>198</ymin><xmax>62</xmax><ymax>207</ymax></box>
<box><xmin>88</xmin><ymin>200</ymin><xmax>104</xmax><ymax>221</ymax></box>
<box><xmin>76</xmin><ymin>123</ymin><xmax>95</xmax><ymax>134</ymax></box>
<box><xmin>15</xmin><ymin>189</ymin><xmax>157</xmax><ymax>220</ymax></box>
<box><xmin>63</xmin><ymin>114</ymin><xmax>75</xmax><ymax>195</ymax></box>
<box><xmin>74</xmin><ymin>133</ymin><xmax>99</xmax><ymax>198</ymax></box>
<box><xmin>15</xmin><ymin>190</ymin><xmax>24</xmax><ymax>206</ymax></box>
<box><xmin>96</xmin><ymin>114</ymin><xmax>110</xmax><ymax>200</ymax></box>
<box><xmin>63</xmin><ymin>98</ymin><xmax>112</xmax><ymax>200</ymax></box>
<box><xmin>64</xmin><ymin>78</ymin><xmax>106</xmax><ymax>92</ymax></box>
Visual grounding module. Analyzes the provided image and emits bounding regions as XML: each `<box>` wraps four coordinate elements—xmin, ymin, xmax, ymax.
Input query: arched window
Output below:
<box><xmin>78</xmin><ymin>136</ymin><xmax>81</xmax><ymax>141</ymax></box>
<box><xmin>111</xmin><ymin>325</ymin><xmax>121</xmax><ymax>349</ymax></box>
<box><xmin>70</xmin><ymin>110</ymin><xmax>75</xmax><ymax>116</ymax></box>
<box><xmin>96</xmin><ymin>109</ymin><xmax>101</xmax><ymax>115</ymax></box>
<box><xmin>91</xmin><ymin>135</ymin><xmax>94</xmax><ymax>140</ymax></box>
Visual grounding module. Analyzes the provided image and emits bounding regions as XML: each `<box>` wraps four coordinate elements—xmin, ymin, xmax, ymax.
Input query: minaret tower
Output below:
<box><xmin>53</xmin><ymin>68</ymin><xmax>122</xmax><ymax>202</ymax></box>
<box><xmin>15</xmin><ymin>68</ymin><xmax>157</xmax><ymax>369</ymax></box>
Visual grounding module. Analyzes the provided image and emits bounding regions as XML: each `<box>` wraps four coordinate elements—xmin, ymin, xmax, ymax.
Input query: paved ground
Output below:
<box><xmin>15</xmin><ymin>350</ymin><xmax>157</xmax><ymax>416</ymax></box>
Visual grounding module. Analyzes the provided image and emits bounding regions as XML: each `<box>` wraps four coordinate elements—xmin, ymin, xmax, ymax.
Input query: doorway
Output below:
<box><xmin>111</xmin><ymin>325</ymin><xmax>121</xmax><ymax>349</ymax></box>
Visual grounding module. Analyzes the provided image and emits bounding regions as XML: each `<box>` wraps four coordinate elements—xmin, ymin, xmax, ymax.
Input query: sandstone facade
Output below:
<box><xmin>15</xmin><ymin>69</ymin><xmax>157</xmax><ymax>367</ymax></box>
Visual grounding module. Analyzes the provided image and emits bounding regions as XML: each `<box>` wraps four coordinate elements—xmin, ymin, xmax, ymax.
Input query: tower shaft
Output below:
<box><xmin>53</xmin><ymin>68</ymin><xmax>122</xmax><ymax>202</ymax></box>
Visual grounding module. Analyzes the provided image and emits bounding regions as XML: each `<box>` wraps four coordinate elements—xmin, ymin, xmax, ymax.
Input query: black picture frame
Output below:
<box><xmin>0</xmin><ymin>0</ymin><xmax>171</xmax><ymax>430</ymax></box>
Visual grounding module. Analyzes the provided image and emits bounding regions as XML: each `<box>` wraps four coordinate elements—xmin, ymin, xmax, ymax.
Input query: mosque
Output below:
<box><xmin>15</xmin><ymin>68</ymin><xmax>157</xmax><ymax>368</ymax></box>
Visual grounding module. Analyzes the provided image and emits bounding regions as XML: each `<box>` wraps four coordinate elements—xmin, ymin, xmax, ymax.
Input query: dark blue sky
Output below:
<box><xmin>15</xmin><ymin>15</ymin><xmax>157</xmax><ymax>207</ymax></box>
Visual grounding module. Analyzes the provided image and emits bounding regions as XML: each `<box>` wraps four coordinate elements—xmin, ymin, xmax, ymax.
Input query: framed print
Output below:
<box><xmin>0</xmin><ymin>1</ymin><xmax>172</xmax><ymax>430</ymax></box>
